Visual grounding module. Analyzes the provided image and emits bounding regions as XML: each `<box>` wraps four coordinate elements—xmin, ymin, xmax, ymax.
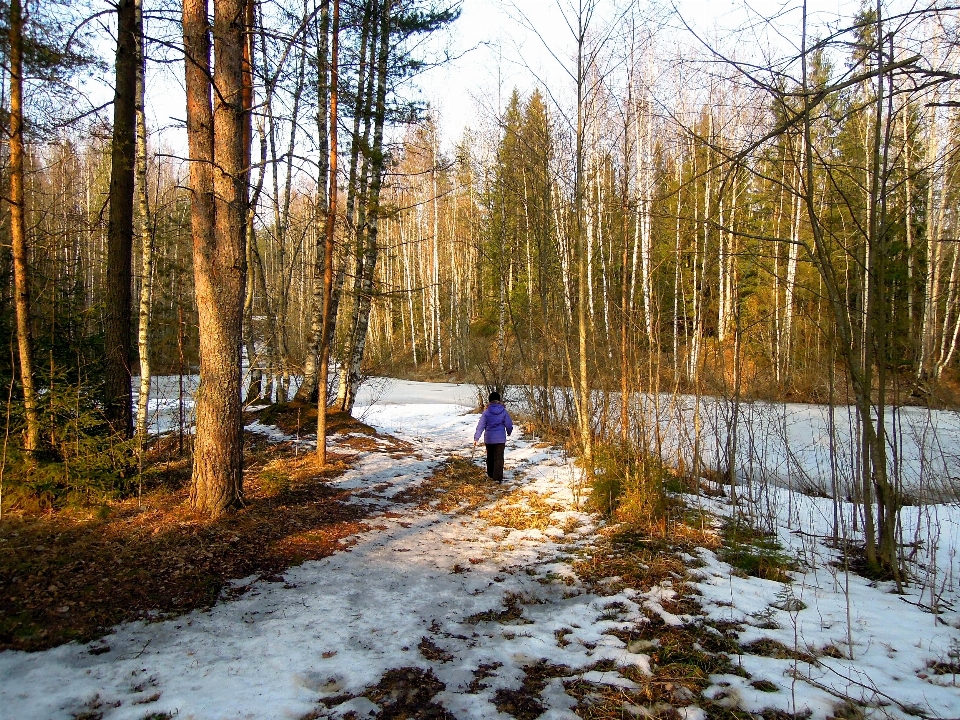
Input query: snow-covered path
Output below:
<box><xmin>0</xmin><ymin>402</ymin><xmax>644</xmax><ymax>719</ymax></box>
<box><xmin>3</xmin><ymin>395</ymin><xmax>960</xmax><ymax>720</ymax></box>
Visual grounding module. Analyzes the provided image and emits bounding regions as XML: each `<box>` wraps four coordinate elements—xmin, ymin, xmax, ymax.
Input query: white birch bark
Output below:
<box><xmin>784</xmin><ymin>163</ymin><xmax>802</xmax><ymax>374</ymax></box>
<box><xmin>920</xmin><ymin>101</ymin><xmax>942</xmax><ymax>378</ymax></box>
<box><xmin>134</xmin><ymin>0</ymin><xmax>154</xmax><ymax>441</ymax></box>
<box><xmin>718</xmin><ymin>195</ymin><xmax>727</xmax><ymax>343</ymax></box>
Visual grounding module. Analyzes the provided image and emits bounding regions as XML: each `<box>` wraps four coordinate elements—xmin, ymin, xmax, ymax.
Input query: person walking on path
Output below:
<box><xmin>474</xmin><ymin>391</ymin><xmax>513</xmax><ymax>482</ymax></box>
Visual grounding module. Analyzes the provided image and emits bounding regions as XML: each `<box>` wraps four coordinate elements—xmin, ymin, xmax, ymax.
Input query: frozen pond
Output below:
<box><xmin>134</xmin><ymin>374</ymin><xmax>960</xmax><ymax>499</ymax></box>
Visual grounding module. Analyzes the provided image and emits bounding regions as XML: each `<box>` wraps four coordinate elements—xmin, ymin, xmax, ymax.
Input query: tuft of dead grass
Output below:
<box><xmin>718</xmin><ymin>519</ymin><xmax>797</xmax><ymax>583</ymax></box>
<box><xmin>392</xmin><ymin>457</ymin><xmax>496</xmax><ymax>512</ymax></box>
<box><xmin>572</xmin><ymin>525</ymin><xmax>696</xmax><ymax>598</ymax></box>
<box><xmin>564</xmin><ymin>678</ymin><xmax>686</xmax><ymax>720</ymax></box>
<box><xmin>741</xmin><ymin>638</ymin><xmax>818</xmax><ymax>665</ymax></box>
<box><xmin>465</xmin><ymin>592</ymin><xmax>533</xmax><ymax>625</ymax></box>
<box><xmin>478</xmin><ymin>491</ymin><xmax>562</xmax><ymax>531</ymax></box>
<box><xmin>300</xmin><ymin>666</ymin><xmax>454</xmax><ymax>720</ymax></box>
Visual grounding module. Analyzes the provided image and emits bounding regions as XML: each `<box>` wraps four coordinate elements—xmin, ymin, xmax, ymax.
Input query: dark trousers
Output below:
<box><xmin>485</xmin><ymin>443</ymin><xmax>505</xmax><ymax>482</ymax></box>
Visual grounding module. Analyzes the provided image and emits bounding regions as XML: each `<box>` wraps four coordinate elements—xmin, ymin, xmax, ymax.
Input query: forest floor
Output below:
<box><xmin>1</xmin><ymin>383</ymin><xmax>960</xmax><ymax>720</ymax></box>
<box><xmin>0</xmin><ymin>411</ymin><xmax>390</xmax><ymax>652</ymax></box>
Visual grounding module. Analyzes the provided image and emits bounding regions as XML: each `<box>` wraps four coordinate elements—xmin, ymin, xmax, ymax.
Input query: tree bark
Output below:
<box><xmin>105</xmin><ymin>0</ymin><xmax>138</xmax><ymax>438</ymax></box>
<box><xmin>338</xmin><ymin>0</ymin><xmax>380</xmax><ymax>409</ymax></box>
<box><xmin>244</xmin><ymin>117</ymin><xmax>268</xmax><ymax>405</ymax></box>
<box><xmin>185</xmin><ymin>0</ymin><xmax>247</xmax><ymax>516</ymax></box>
<box><xmin>8</xmin><ymin>0</ymin><xmax>39</xmax><ymax>453</ymax></box>
<box><xmin>342</xmin><ymin>0</ymin><xmax>390</xmax><ymax>413</ymax></box>
<box><xmin>317</xmin><ymin>0</ymin><xmax>339</xmax><ymax>462</ymax></box>
<box><xmin>295</xmin><ymin>0</ymin><xmax>330</xmax><ymax>403</ymax></box>
<box><xmin>574</xmin><ymin>4</ymin><xmax>593</xmax><ymax>467</ymax></box>
<box><xmin>134</xmin><ymin>0</ymin><xmax>154</xmax><ymax>442</ymax></box>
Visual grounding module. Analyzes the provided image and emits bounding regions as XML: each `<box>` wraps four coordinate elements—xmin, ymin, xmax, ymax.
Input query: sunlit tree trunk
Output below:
<box><xmin>919</xmin><ymin>106</ymin><xmax>943</xmax><ymax>380</ymax></box>
<box><xmin>296</xmin><ymin>0</ymin><xmax>330</xmax><ymax>403</ymax></box>
<box><xmin>134</xmin><ymin>0</ymin><xmax>155</xmax><ymax>442</ymax></box>
<box><xmin>243</xmin><ymin>23</ymin><xmax>265</xmax><ymax>406</ymax></box>
<box><xmin>337</xmin><ymin>1</ymin><xmax>378</xmax><ymax>407</ymax></box>
<box><xmin>573</xmin><ymin>3</ymin><xmax>593</xmax><ymax>467</ymax></box>
<box><xmin>317</xmin><ymin>0</ymin><xmax>339</xmax><ymax>462</ymax></box>
<box><xmin>7</xmin><ymin>0</ymin><xmax>38</xmax><ymax>453</ymax></box>
<box><xmin>783</xmin><ymin>164</ymin><xmax>802</xmax><ymax>376</ymax></box>
<box><xmin>186</xmin><ymin>0</ymin><xmax>247</xmax><ymax>515</ymax></box>
<box><xmin>342</xmin><ymin>0</ymin><xmax>391</xmax><ymax>413</ymax></box>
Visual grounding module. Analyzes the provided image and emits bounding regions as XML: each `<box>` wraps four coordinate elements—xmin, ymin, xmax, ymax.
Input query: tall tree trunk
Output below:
<box><xmin>337</xmin><ymin>0</ymin><xmax>380</xmax><ymax>408</ymax></box>
<box><xmin>8</xmin><ymin>0</ymin><xmax>38</xmax><ymax>453</ymax></box>
<box><xmin>919</xmin><ymin>101</ymin><xmax>941</xmax><ymax>379</ymax></box>
<box><xmin>798</xmin><ymin>3</ymin><xmax>896</xmax><ymax>574</ymax></box>
<box><xmin>342</xmin><ymin>0</ymin><xmax>390</xmax><ymax>414</ymax></box>
<box><xmin>784</xmin><ymin>164</ymin><xmax>802</xmax><ymax>376</ymax></box>
<box><xmin>574</xmin><ymin>8</ymin><xmax>592</xmax><ymax>467</ymax></box>
<box><xmin>295</xmin><ymin>0</ymin><xmax>330</xmax><ymax>404</ymax></box>
<box><xmin>638</xmin><ymin>93</ymin><xmax>653</xmax><ymax>340</ymax></box>
<box><xmin>185</xmin><ymin>0</ymin><xmax>248</xmax><ymax>516</ymax></box>
<box><xmin>105</xmin><ymin>0</ymin><xmax>138</xmax><ymax>438</ymax></box>
<box><xmin>332</xmin><ymin>0</ymin><xmax>374</xmax><ymax>375</ymax></box>
<box><xmin>244</xmin><ymin>119</ymin><xmax>268</xmax><ymax>404</ymax></box>
<box><xmin>317</xmin><ymin>0</ymin><xmax>339</xmax><ymax>462</ymax></box>
<box><xmin>134</xmin><ymin>0</ymin><xmax>154</xmax><ymax>441</ymax></box>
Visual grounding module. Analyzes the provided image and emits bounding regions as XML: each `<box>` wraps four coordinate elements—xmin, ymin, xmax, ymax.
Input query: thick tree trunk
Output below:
<box><xmin>185</xmin><ymin>0</ymin><xmax>247</xmax><ymax>516</ymax></box>
<box><xmin>105</xmin><ymin>0</ymin><xmax>138</xmax><ymax>438</ymax></box>
<box><xmin>8</xmin><ymin>0</ymin><xmax>39</xmax><ymax>453</ymax></box>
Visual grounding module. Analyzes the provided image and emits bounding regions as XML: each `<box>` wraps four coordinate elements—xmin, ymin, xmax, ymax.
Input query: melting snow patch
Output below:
<box><xmin>4</xmin><ymin>382</ymin><xmax>960</xmax><ymax>720</ymax></box>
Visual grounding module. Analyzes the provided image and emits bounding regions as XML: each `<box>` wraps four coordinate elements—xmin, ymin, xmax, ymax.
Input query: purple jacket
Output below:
<box><xmin>474</xmin><ymin>402</ymin><xmax>513</xmax><ymax>444</ymax></box>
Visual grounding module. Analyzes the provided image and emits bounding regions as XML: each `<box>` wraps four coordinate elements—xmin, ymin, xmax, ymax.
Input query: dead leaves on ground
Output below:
<box><xmin>0</xmin><ymin>420</ymin><xmax>383</xmax><ymax>652</ymax></box>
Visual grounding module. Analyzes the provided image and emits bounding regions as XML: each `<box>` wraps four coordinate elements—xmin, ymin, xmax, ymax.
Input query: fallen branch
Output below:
<box><xmin>791</xmin><ymin>663</ymin><xmax>933</xmax><ymax>718</ymax></box>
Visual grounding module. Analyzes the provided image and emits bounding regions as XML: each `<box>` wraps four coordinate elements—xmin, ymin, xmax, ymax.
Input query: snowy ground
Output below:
<box><xmin>690</xmin><ymin>485</ymin><xmax>960</xmax><ymax>720</ymax></box>
<box><xmin>4</xmin><ymin>384</ymin><xmax>960</xmax><ymax>719</ymax></box>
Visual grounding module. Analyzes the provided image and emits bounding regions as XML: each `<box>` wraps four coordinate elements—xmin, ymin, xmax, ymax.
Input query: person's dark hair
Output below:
<box><xmin>489</xmin><ymin>391</ymin><xmax>501</xmax><ymax>403</ymax></box>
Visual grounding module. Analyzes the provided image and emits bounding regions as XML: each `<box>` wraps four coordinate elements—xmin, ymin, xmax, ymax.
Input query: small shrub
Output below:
<box><xmin>258</xmin><ymin>465</ymin><xmax>291</xmax><ymax>496</ymax></box>
<box><xmin>2</xmin><ymin>433</ymin><xmax>136</xmax><ymax>513</ymax></box>
<box><xmin>588</xmin><ymin>442</ymin><xmax>668</xmax><ymax>526</ymax></box>
<box><xmin>718</xmin><ymin>520</ymin><xmax>796</xmax><ymax>582</ymax></box>
<box><xmin>1</xmin><ymin>353</ymin><xmax>136</xmax><ymax>512</ymax></box>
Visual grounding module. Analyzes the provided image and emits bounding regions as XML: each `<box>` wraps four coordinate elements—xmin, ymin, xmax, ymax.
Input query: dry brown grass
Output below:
<box><xmin>478</xmin><ymin>490</ymin><xmax>562</xmax><ymax>531</ymax></box>
<box><xmin>392</xmin><ymin>457</ymin><xmax>497</xmax><ymax>512</ymax></box>
<box><xmin>573</xmin><ymin>522</ymin><xmax>707</xmax><ymax>598</ymax></box>
<box><xmin>562</xmin><ymin>618</ymin><xmax>747</xmax><ymax>719</ymax></box>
